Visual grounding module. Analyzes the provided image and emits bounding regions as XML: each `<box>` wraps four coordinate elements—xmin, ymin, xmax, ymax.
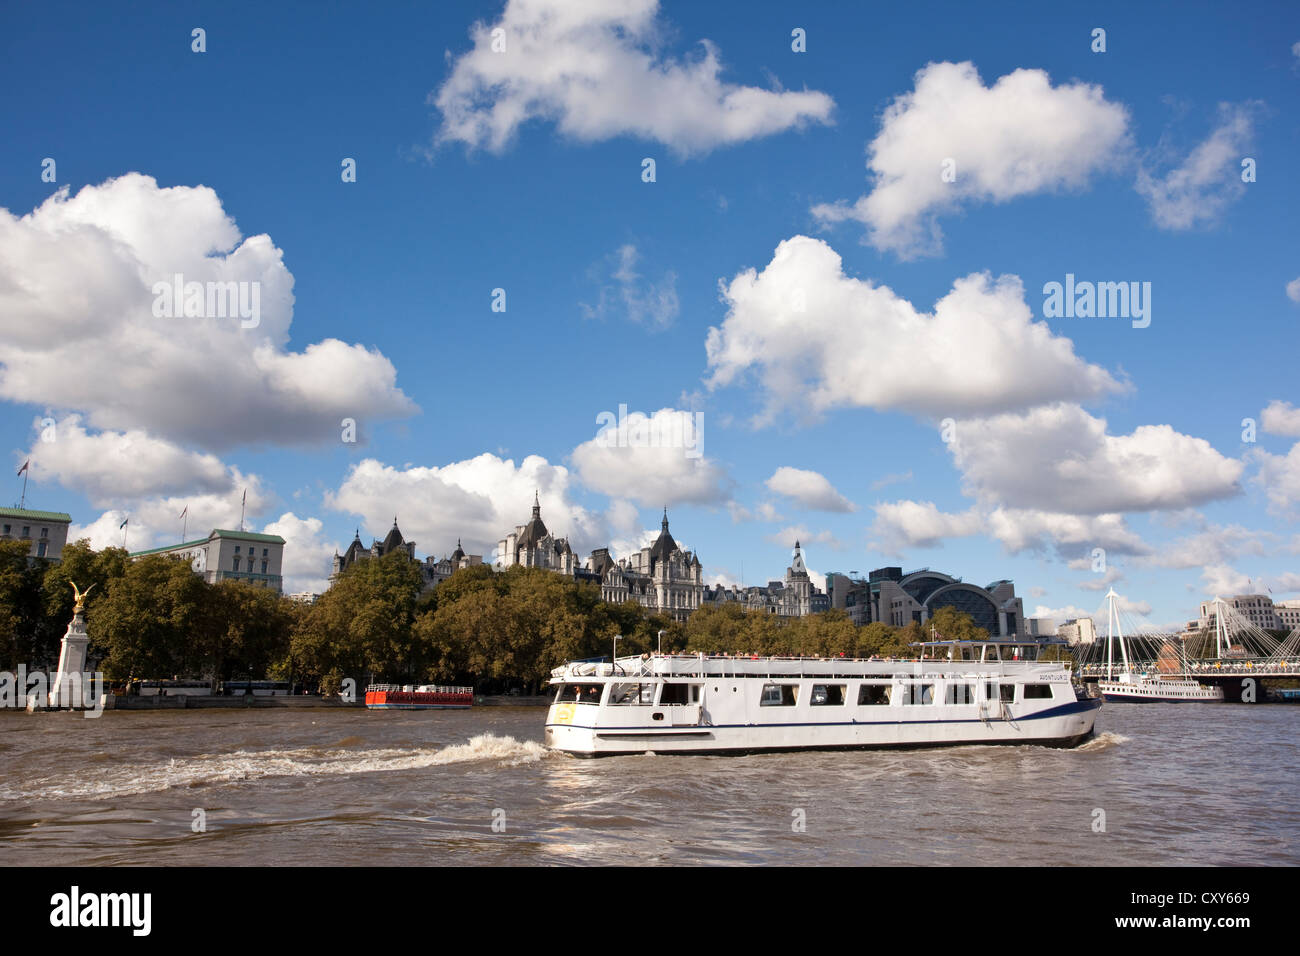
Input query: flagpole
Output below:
<box><xmin>121</xmin><ymin>519</ymin><xmax>128</xmax><ymax>550</ymax></box>
<box><xmin>181</xmin><ymin>507</ymin><xmax>188</xmax><ymax>544</ymax></box>
<box><xmin>19</xmin><ymin>468</ymin><xmax>27</xmax><ymax>510</ymax></box>
<box><xmin>239</xmin><ymin>489</ymin><xmax>246</xmax><ymax>532</ymax></box>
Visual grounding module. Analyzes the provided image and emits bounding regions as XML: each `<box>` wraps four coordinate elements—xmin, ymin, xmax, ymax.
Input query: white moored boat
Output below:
<box><xmin>1096</xmin><ymin>588</ymin><xmax>1224</xmax><ymax>703</ymax></box>
<box><xmin>544</xmin><ymin>639</ymin><xmax>1101</xmax><ymax>757</ymax></box>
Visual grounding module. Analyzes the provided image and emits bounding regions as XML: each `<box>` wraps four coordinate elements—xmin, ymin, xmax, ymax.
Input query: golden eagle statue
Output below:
<box><xmin>69</xmin><ymin>581</ymin><xmax>96</xmax><ymax>614</ymax></box>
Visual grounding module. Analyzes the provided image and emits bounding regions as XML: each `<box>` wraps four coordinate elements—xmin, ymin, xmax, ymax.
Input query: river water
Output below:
<box><xmin>1</xmin><ymin>703</ymin><xmax>1295</xmax><ymax>865</ymax></box>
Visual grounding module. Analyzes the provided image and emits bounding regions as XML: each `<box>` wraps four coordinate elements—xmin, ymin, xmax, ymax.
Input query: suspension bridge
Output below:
<box><xmin>1072</xmin><ymin>591</ymin><xmax>1300</xmax><ymax>702</ymax></box>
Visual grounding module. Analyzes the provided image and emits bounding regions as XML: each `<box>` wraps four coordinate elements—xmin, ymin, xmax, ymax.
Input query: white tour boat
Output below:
<box><xmin>1096</xmin><ymin>588</ymin><xmax>1224</xmax><ymax>703</ymax></box>
<box><xmin>544</xmin><ymin>639</ymin><xmax>1101</xmax><ymax>757</ymax></box>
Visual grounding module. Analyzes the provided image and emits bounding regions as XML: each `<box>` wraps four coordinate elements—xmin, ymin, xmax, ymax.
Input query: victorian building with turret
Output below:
<box><xmin>703</xmin><ymin>541</ymin><xmax>828</xmax><ymax>617</ymax></box>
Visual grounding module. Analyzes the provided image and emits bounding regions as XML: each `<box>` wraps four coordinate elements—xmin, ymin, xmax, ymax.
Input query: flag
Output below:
<box><xmin>16</xmin><ymin>459</ymin><xmax>28</xmax><ymax>476</ymax></box>
<box><xmin>179</xmin><ymin>505</ymin><xmax>187</xmax><ymax>519</ymax></box>
<box><xmin>241</xmin><ymin>489</ymin><xmax>246</xmax><ymax>506</ymax></box>
<box><xmin>119</xmin><ymin>517</ymin><xmax>128</xmax><ymax>530</ymax></box>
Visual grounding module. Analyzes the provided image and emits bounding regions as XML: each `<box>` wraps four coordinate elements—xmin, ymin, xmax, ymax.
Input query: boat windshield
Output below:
<box><xmin>554</xmin><ymin>683</ymin><xmax>604</xmax><ymax>704</ymax></box>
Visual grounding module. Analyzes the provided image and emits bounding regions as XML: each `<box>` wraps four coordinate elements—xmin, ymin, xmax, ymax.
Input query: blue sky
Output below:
<box><xmin>1</xmin><ymin>0</ymin><xmax>1298</xmax><ymax>628</ymax></box>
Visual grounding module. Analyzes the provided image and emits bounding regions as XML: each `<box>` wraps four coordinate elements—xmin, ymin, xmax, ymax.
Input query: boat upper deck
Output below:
<box><xmin>551</xmin><ymin>641</ymin><xmax>1062</xmax><ymax>683</ymax></box>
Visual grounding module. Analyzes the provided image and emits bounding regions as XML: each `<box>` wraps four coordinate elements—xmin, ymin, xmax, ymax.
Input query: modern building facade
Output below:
<box><xmin>1198</xmin><ymin>594</ymin><xmax>1283</xmax><ymax>631</ymax></box>
<box><xmin>1058</xmin><ymin>617</ymin><xmax>1099</xmax><ymax>645</ymax></box>
<box><xmin>132</xmin><ymin>529</ymin><xmax>286</xmax><ymax>593</ymax></box>
<box><xmin>0</xmin><ymin>506</ymin><xmax>72</xmax><ymax>561</ymax></box>
<box><xmin>1277</xmin><ymin>600</ymin><xmax>1300</xmax><ymax>631</ymax></box>
<box><xmin>825</xmin><ymin>566</ymin><xmax>1026</xmax><ymax>637</ymax></box>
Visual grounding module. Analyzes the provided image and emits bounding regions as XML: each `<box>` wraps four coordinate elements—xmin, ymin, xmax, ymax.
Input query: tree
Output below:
<box><xmin>0</xmin><ymin>540</ymin><xmax>45</xmax><ymax>669</ymax></box>
<box><xmin>90</xmin><ymin>555</ymin><xmax>212</xmax><ymax>680</ymax></box>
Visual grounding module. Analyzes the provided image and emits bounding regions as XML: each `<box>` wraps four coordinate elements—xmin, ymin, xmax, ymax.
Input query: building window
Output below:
<box><xmin>262</xmin><ymin>548</ymin><xmax>268</xmax><ymax>557</ymax></box>
<box><xmin>37</xmin><ymin>542</ymin><xmax>47</xmax><ymax>557</ymax></box>
<box><xmin>261</xmin><ymin>560</ymin><xmax>268</xmax><ymax>574</ymax></box>
<box><xmin>22</xmin><ymin>526</ymin><xmax>30</xmax><ymax>536</ymax></box>
<box><xmin>41</xmin><ymin>527</ymin><xmax>48</xmax><ymax>537</ymax></box>
<box><xmin>233</xmin><ymin>557</ymin><xmax>241</xmax><ymax>572</ymax></box>
<box><xmin>235</xmin><ymin>545</ymin><xmax>241</xmax><ymax>554</ymax></box>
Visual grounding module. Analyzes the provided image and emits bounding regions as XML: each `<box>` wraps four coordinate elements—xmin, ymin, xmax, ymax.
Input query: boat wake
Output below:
<box><xmin>0</xmin><ymin>733</ymin><xmax>552</xmax><ymax>802</ymax></box>
<box><xmin>1075</xmin><ymin>731</ymin><xmax>1130</xmax><ymax>753</ymax></box>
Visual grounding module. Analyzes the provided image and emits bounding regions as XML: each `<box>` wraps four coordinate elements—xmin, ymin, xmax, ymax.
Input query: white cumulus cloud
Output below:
<box><xmin>705</xmin><ymin>236</ymin><xmax>1124</xmax><ymax>424</ymax></box>
<box><xmin>0</xmin><ymin>174</ymin><xmax>416</xmax><ymax>450</ymax></box>
<box><xmin>949</xmin><ymin>404</ymin><xmax>1243</xmax><ymax>515</ymax></box>
<box><xmin>812</xmin><ymin>61</ymin><xmax>1130</xmax><ymax>257</ymax></box>
<box><xmin>571</xmin><ymin>407</ymin><xmax>730</xmax><ymax>507</ymax></box>
<box><xmin>326</xmin><ymin>453</ymin><xmax>603</xmax><ymax>565</ymax></box>
<box><xmin>766</xmin><ymin>466</ymin><xmax>855</xmax><ymax>512</ymax></box>
<box><xmin>433</xmin><ymin>0</ymin><xmax>834</xmax><ymax>156</ymax></box>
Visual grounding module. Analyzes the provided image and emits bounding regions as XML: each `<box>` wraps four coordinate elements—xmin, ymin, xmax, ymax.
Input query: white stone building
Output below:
<box><xmin>1199</xmin><ymin>595</ymin><xmax>1282</xmax><ymax>631</ymax></box>
<box><xmin>497</xmin><ymin>494</ymin><xmax>579</xmax><ymax>574</ymax></box>
<box><xmin>132</xmin><ymin>528</ymin><xmax>286</xmax><ymax>593</ymax></box>
<box><xmin>1058</xmin><ymin>617</ymin><xmax>1099</xmax><ymax>645</ymax></box>
<box><xmin>703</xmin><ymin>542</ymin><xmax>827</xmax><ymax>617</ymax></box>
<box><xmin>589</xmin><ymin>511</ymin><xmax>703</xmax><ymax>622</ymax></box>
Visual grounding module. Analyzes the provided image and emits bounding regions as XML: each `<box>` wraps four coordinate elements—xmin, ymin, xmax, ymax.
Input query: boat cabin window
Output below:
<box><xmin>659</xmin><ymin>683</ymin><xmax>700</xmax><ymax>705</ymax></box>
<box><xmin>858</xmin><ymin>684</ymin><xmax>892</xmax><ymax>706</ymax></box>
<box><xmin>956</xmin><ymin>646</ymin><xmax>975</xmax><ymax>661</ymax></box>
<box><xmin>760</xmin><ymin>683</ymin><xmax>799</xmax><ymax>706</ymax></box>
<box><xmin>901</xmin><ymin>683</ymin><xmax>935</xmax><ymax>705</ymax></box>
<box><xmin>608</xmin><ymin>682</ymin><xmax>655</xmax><ymax>705</ymax></box>
<box><xmin>555</xmin><ymin>684</ymin><xmax>603</xmax><ymax>704</ymax></box>
<box><xmin>945</xmin><ymin>683</ymin><xmax>975</xmax><ymax>705</ymax></box>
<box><xmin>810</xmin><ymin>684</ymin><xmax>846</xmax><ymax>706</ymax></box>
<box><xmin>1023</xmin><ymin>684</ymin><xmax>1053</xmax><ymax>700</ymax></box>
<box><xmin>982</xmin><ymin>646</ymin><xmax>999</xmax><ymax>662</ymax></box>
<box><xmin>999</xmin><ymin>684</ymin><xmax>1016</xmax><ymax>703</ymax></box>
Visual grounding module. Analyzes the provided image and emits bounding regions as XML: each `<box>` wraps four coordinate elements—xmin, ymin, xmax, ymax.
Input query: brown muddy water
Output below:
<box><xmin>1</xmin><ymin>704</ymin><xmax>1295</xmax><ymax>865</ymax></box>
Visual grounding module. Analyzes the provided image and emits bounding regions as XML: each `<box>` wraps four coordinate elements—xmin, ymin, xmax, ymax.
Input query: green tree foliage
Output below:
<box><xmin>0</xmin><ymin>539</ymin><xmax>46</xmax><ymax>668</ymax></box>
<box><xmin>291</xmin><ymin>550</ymin><xmax>425</xmax><ymax>691</ymax></box>
<box><xmin>43</xmin><ymin>540</ymin><xmax>129</xmax><ymax>636</ymax></box>
<box><xmin>90</xmin><ymin>555</ymin><xmax>215</xmax><ymax>680</ymax></box>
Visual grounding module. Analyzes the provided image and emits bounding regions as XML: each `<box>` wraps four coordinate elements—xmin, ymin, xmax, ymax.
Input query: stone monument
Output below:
<box><xmin>48</xmin><ymin>582</ymin><xmax>94</xmax><ymax>709</ymax></box>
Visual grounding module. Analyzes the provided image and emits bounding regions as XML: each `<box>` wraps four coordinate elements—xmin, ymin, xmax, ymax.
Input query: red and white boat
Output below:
<box><xmin>364</xmin><ymin>683</ymin><xmax>474</xmax><ymax>710</ymax></box>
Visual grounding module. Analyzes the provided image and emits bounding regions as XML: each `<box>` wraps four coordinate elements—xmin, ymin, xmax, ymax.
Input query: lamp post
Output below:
<box><xmin>657</xmin><ymin>629</ymin><xmax>665</xmax><ymax>655</ymax></box>
<box><xmin>612</xmin><ymin>634</ymin><xmax>621</xmax><ymax>668</ymax></box>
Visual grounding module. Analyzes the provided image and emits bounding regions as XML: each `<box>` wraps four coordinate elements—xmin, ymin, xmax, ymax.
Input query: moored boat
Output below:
<box><xmin>544</xmin><ymin>639</ymin><xmax>1100</xmax><ymax>757</ymax></box>
<box><xmin>364</xmin><ymin>683</ymin><xmax>473</xmax><ymax>710</ymax></box>
<box><xmin>1098</xmin><ymin>674</ymin><xmax>1224</xmax><ymax>702</ymax></box>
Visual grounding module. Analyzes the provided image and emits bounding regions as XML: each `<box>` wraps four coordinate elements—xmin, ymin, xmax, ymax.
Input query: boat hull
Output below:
<box><xmin>1098</xmin><ymin>680</ymin><xmax>1223</xmax><ymax>703</ymax></box>
<box><xmin>546</xmin><ymin>698</ymin><xmax>1102</xmax><ymax>757</ymax></box>
<box><xmin>364</xmin><ymin>690</ymin><xmax>472</xmax><ymax>710</ymax></box>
